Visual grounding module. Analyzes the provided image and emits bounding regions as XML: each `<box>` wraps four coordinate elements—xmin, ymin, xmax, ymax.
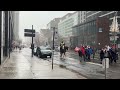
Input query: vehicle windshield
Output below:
<box><xmin>46</xmin><ymin>48</ymin><xmax>51</xmax><ymax>50</ymax></box>
<box><xmin>40</xmin><ymin>46</ymin><xmax>51</xmax><ymax>50</ymax></box>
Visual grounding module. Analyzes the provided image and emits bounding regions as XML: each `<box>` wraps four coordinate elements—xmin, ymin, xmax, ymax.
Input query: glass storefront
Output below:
<box><xmin>71</xmin><ymin>19</ymin><xmax>98</xmax><ymax>48</ymax></box>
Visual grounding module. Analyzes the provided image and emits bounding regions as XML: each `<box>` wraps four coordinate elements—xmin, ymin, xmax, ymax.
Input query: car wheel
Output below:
<box><xmin>39</xmin><ymin>54</ymin><xmax>42</xmax><ymax>58</ymax></box>
<box><xmin>36</xmin><ymin>53</ymin><xmax>38</xmax><ymax>56</ymax></box>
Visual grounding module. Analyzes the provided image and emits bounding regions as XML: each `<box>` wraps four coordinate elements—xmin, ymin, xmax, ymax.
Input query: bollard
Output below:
<box><xmin>102</xmin><ymin>58</ymin><xmax>109</xmax><ymax>79</ymax></box>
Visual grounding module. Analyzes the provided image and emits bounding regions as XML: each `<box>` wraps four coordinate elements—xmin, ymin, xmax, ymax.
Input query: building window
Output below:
<box><xmin>99</xmin><ymin>28</ymin><xmax>103</xmax><ymax>32</ymax></box>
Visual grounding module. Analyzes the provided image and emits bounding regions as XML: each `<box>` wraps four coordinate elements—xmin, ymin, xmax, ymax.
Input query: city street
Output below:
<box><xmin>0</xmin><ymin>48</ymin><xmax>86</xmax><ymax>79</ymax></box>
<box><xmin>22</xmin><ymin>47</ymin><xmax>120</xmax><ymax>79</ymax></box>
<box><xmin>41</xmin><ymin>49</ymin><xmax>120</xmax><ymax>79</ymax></box>
<box><xmin>0</xmin><ymin>47</ymin><xmax>120</xmax><ymax>79</ymax></box>
<box><xmin>1</xmin><ymin>11</ymin><xmax>120</xmax><ymax>79</ymax></box>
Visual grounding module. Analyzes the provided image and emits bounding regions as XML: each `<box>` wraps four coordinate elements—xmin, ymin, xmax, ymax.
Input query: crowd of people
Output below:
<box><xmin>59</xmin><ymin>40</ymin><xmax>119</xmax><ymax>65</ymax></box>
<box><xmin>75</xmin><ymin>44</ymin><xmax>119</xmax><ymax>64</ymax></box>
<box><xmin>12</xmin><ymin>44</ymin><xmax>22</xmax><ymax>51</ymax></box>
<box><xmin>100</xmin><ymin>45</ymin><xmax>119</xmax><ymax>64</ymax></box>
<box><xmin>76</xmin><ymin>45</ymin><xmax>95</xmax><ymax>63</ymax></box>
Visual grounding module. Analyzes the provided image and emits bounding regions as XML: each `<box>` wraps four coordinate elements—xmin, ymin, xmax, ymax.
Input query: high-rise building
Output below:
<box><xmin>40</xmin><ymin>29</ymin><xmax>52</xmax><ymax>46</ymax></box>
<box><xmin>47</xmin><ymin>18</ymin><xmax>61</xmax><ymax>30</ymax></box>
<box><xmin>13</xmin><ymin>11</ymin><xmax>19</xmax><ymax>42</ymax></box>
<box><xmin>58</xmin><ymin>12</ymin><xmax>78</xmax><ymax>38</ymax></box>
<box><xmin>0</xmin><ymin>11</ymin><xmax>19</xmax><ymax>64</ymax></box>
<box><xmin>78</xmin><ymin>11</ymin><xmax>86</xmax><ymax>24</ymax></box>
<box><xmin>58</xmin><ymin>11</ymin><xmax>85</xmax><ymax>46</ymax></box>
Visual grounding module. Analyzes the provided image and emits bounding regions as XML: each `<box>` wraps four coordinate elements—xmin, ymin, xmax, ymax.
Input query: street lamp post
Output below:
<box><xmin>113</xmin><ymin>11</ymin><xmax>118</xmax><ymax>49</ymax></box>
<box><xmin>51</xmin><ymin>27</ymin><xmax>57</xmax><ymax>70</ymax></box>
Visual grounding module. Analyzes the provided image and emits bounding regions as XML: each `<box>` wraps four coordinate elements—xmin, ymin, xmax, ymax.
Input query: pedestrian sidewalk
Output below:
<box><xmin>0</xmin><ymin>50</ymin><xmax>86</xmax><ymax>79</ymax></box>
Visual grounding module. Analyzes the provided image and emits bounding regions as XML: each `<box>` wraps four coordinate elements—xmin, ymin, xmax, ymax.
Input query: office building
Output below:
<box><xmin>47</xmin><ymin>18</ymin><xmax>61</xmax><ymax>30</ymax></box>
<box><xmin>0</xmin><ymin>11</ymin><xmax>19</xmax><ymax>64</ymax></box>
<box><xmin>71</xmin><ymin>11</ymin><xmax>120</xmax><ymax>49</ymax></box>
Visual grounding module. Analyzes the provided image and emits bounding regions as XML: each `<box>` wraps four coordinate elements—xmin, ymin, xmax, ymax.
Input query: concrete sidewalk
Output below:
<box><xmin>0</xmin><ymin>50</ymin><xmax>86</xmax><ymax>79</ymax></box>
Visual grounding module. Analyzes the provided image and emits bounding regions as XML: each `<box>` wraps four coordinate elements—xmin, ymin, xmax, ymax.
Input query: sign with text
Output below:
<box><xmin>24</xmin><ymin>33</ymin><xmax>35</xmax><ymax>37</ymax></box>
<box><xmin>24</xmin><ymin>29</ymin><xmax>35</xmax><ymax>37</ymax></box>
<box><xmin>24</xmin><ymin>29</ymin><xmax>35</xmax><ymax>33</ymax></box>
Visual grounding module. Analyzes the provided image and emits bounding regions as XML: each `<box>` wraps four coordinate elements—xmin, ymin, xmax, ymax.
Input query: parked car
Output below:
<box><xmin>36</xmin><ymin>46</ymin><xmax>52</xmax><ymax>58</ymax></box>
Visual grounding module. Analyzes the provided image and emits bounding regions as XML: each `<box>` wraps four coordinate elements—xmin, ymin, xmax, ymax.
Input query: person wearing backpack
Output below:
<box><xmin>60</xmin><ymin>41</ymin><xmax>65</xmax><ymax>58</ymax></box>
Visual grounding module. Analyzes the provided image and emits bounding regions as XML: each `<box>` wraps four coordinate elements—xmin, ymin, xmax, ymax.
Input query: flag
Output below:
<box><xmin>110</xmin><ymin>16</ymin><xmax>119</xmax><ymax>32</ymax></box>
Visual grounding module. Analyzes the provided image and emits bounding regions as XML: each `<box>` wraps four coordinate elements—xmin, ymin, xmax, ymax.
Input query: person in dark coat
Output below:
<box><xmin>85</xmin><ymin>46</ymin><xmax>89</xmax><ymax>61</ymax></box>
<box><xmin>110</xmin><ymin>48</ymin><xmax>117</xmax><ymax>63</ymax></box>
<box><xmin>62</xmin><ymin>44</ymin><xmax>67</xmax><ymax>57</ymax></box>
<box><xmin>109</xmin><ymin>48</ymin><xmax>113</xmax><ymax>64</ymax></box>
<box><xmin>60</xmin><ymin>41</ymin><xmax>65</xmax><ymax>58</ymax></box>
<box><xmin>60</xmin><ymin>41</ymin><xmax>67</xmax><ymax>59</ymax></box>
<box><xmin>86</xmin><ymin>46</ymin><xmax>91</xmax><ymax>61</ymax></box>
<box><xmin>100</xmin><ymin>48</ymin><xmax>104</xmax><ymax>64</ymax></box>
<box><xmin>92</xmin><ymin>48</ymin><xmax>96</xmax><ymax>60</ymax></box>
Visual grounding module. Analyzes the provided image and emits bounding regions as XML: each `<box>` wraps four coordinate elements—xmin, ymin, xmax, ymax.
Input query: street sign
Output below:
<box><xmin>24</xmin><ymin>29</ymin><xmax>35</xmax><ymax>33</ymax></box>
<box><xmin>24</xmin><ymin>29</ymin><xmax>35</xmax><ymax>37</ymax></box>
<box><xmin>24</xmin><ymin>25</ymin><xmax>35</xmax><ymax>57</ymax></box>
<box><xmin>24</xmin><ymin>33</ymin><xmax>35</xmax><ymax>37</ymax></box>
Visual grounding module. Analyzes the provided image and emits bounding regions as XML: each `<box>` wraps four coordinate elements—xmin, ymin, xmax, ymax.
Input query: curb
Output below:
<box><xmin>47</xmin><ymin>60</ymin><xmax>88</xmax><ymax>79</ymax></box>
<box><xmin>65</xmin><ymin>67</ymin><xmax>88</xmax><ymax>79</ymax></box>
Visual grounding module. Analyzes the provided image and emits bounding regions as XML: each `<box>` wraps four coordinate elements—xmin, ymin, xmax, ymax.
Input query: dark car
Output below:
<box><xmin>36</xmin><ymin>46</ymin><xmax>52</xmax><ymax>58</ymax></box>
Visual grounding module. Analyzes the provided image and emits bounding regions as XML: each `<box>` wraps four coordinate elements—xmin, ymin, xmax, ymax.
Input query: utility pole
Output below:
<box><xmin>51</xmin><ymin>27</ymin><xmax>57</xmax><ymax>70</ymax></box>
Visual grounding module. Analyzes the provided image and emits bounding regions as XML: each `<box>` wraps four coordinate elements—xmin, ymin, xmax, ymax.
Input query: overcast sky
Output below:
<box><xmin>19</xmin><ymin>11</ymin><xmax>75</xmax><ymax>40</ymax></box>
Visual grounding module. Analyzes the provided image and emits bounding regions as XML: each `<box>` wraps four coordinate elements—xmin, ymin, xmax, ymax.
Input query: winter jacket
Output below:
<box><xmin>88</xmin><ymin>48</ymin><xmax>93</xmax><ymax>55</ymax></box>
<box><xmin>100</xmin><ymin>50</ymin><xmax>104</xmax><ymax>59</ymax></box>
<box><xmin>80</xmin><ymin>47</ymin><xmax>85</xmax><ymax>55</ymax></box>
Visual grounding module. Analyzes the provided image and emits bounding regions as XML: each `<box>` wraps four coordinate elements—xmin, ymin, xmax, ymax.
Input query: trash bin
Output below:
<box><xmin>102</xmin><ymin>58</ymin><xmax>109</xmax><ymax>68</ymax></box>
